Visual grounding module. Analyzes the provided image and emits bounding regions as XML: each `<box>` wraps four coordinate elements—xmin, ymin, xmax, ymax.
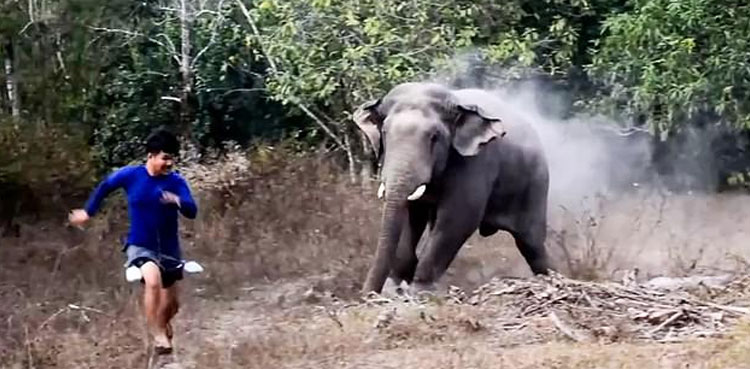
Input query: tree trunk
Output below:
<box><xmin>360</xmin><ymin>160</ymin><xmax>373</xmax><ymax>188</ymax></box>
<box><xmin>179</xmin><ymin>0</ymin><xmax>192</xmax><ymax>136</ymax></box>
<box><xmin>343</xmin><ymin>131</ymin><xmax>357</xmax><ymax>184</ymax></box>
<box><xmin>359</xmin><ymin>131</ymin><xmax>376</xmax><ymax>188</ymax></box>
<box><xmin>4</xmin><ymin>39</ymin><xmax>20</xmax><ymax>118</ymax></box>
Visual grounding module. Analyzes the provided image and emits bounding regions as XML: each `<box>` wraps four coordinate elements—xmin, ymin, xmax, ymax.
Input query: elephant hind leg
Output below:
<box><xmin>481</xmin><ymin>210</ymin><xmax>550</xmax><ymax>275</ymax></box>
<box><xmin>515</xmin><ymin>165</ymin><xmax>551</xmax><ymax>275</ymax></box>
<box><xmin>480</xmin><ymin>217</ymin><xmax>550</xmax><ymax>275</ymax></box>
<box><xmin>511</xmin><ymin>229</ymin><xmax>550</xmax><ymax>275</ymax></box>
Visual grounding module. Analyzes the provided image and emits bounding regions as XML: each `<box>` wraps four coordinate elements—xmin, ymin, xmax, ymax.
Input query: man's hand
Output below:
<box><xmin>68</xmin><ymin>209</ymin><xmax>90</xmax><ymax>227</ymax></box>
<box><xmin>161</xmin><ymin>191</ymin><xmax>181</xmax><ymax>208</ymax></box>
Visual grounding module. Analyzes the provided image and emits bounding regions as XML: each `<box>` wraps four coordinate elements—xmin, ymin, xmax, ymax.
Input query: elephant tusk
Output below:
<box><xmin>407</xmin><ymin>184</ymin><xmax>427</xmax><ymax>201</ymax></box>
<box><xmin>377</xmin><ymin>183</ymin><xmax>385</xmax><ymax>199</ymax></box>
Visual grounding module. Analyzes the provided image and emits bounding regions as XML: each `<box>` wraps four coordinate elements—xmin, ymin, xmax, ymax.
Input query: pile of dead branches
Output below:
<box><xmin>448</xmin><ymin>271</ymin><xmax>750</xmax><ymax>343</ymax></box>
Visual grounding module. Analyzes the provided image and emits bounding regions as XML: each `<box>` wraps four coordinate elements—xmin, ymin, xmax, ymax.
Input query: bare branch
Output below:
<box><xmin>191</xmin><ymin>0</ymin><xmax>227</xmax><ymax>68</ymax></box>
<box><xmin>88</xmin><ymin>26</ymin><xmax>142</xmax><ymax>38</ymax></box>
<box><xmin>295</xmin><ymin>102</ymin><xmax>347</xmax><ymax>149</ymax></box>
<box><xmin>18</xmin><ymin>21</ymin><xmax>34</xmax><ymax>35</ymax></box>
<box><xmin>88</xmin><ymin>26</ymin><xmax>181</xmax><ymax>64</ymax></box>
<box><xmin>161</xmin><ymin>96</ymin><xmax>182</xmax><ymax>103</ymax></box>
<box><xmin>311</xmin><ymin>106</ymin><xmax>337</xmax><ymax>125</ymax></box>
<box><xmin>155</xmin><ymin>33</ymin><xmax>183</xmax><ymax>65</ymax></box>
<box><xmin>235</xmin><ymin>0</ymin><xmax>278</xmax><ymax>73</ymax></box>
<box><xmin>220</xmin><ymin>88</ymin><xmax>267</xmax><ymax>96</ymax></box>
<box><xmin>56</xmin><ymin>51</ymin><xmax>68</xmax><ymax>78</ymax></box>
<box><xmin>144</xmin><ymin>71</ymin><xmax>170</xmax><ymax>77</ymax></box>
<box><xmin>194</xmin><ymin>9</ymin><xmax>221</xmax><ymax>17</ymax></box>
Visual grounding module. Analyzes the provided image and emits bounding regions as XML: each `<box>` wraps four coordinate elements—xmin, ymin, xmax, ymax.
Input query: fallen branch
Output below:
<box><xmin>695</xmin><ymin>301</ymin><xmax>750</xmax><ymax>316</ymax></box>
<box><xmin>37</xmin><ymin>307</ymin><xmax>67</xmax><ymax>331</ymax></box>
<box><xmin>648</xmin><ymin>310</ymin><xmax>683</xmax><ymax>336</ymax></box>
<box><xmin>549</xmin><ymin>311</ymin><xmax>585</xmax><ymax>342</ymax></box>
<box><xmin>25</xmin><ymin>325</ymin><xmax>35</xmax><ymax>369</ymax></box>
<box><xmin>68</xmin><ymin>304</ymin><xmax>108</xmax><ymax>316</ymax></box>
<box><xmin>456</xmin><ymin>271</ymin><xmax>750</xmax><ymax>342</ymax></box>
<box><xmin>323</xmin><ymin>307</ymin><xmax>344</xmax><ymax>330</ymax></box>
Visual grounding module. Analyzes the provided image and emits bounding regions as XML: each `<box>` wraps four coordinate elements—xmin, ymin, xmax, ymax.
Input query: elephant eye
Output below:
<box><xmin>430</xmin><ymin>131</ymin><xmax>440</xmax><ymax>143</ymax></box>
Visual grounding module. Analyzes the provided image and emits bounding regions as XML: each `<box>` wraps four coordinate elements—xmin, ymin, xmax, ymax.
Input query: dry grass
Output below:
<box><xmin>180</xmin><ymin>148</ymin><xmax>381</xmax><ymax>297</ymax></box>
<box><xmin>178</xmin><ymin>281</ymin><xmax>750</xmax><ymax>369</ymax></box>
<box><xmin>0</xmin><ymin>148</ymin><xmax>381</xmax><ymax>368</ymax></box>
<box><xmin>4</xmin><ymin>146</ymin><xmax>750</xmax><ymax>368</ymax></box>
<box><xmin>540</xmin><ymin>189</ymin><xmax>750</xmax><ymax>283</ymax></box>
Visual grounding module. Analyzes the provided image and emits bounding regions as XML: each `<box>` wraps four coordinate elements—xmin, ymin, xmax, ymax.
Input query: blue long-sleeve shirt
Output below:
<box><xmin>84</xmin><ymin>165</ymin><xmax>197</xmax><ymax>260</ymax></box>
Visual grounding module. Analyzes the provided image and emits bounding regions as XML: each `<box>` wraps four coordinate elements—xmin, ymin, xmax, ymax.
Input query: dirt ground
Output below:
<box><xmin>3</xmin><ymin>155</ymin><xmax>750</xmax><ymax>368</ymax></box>
<box><xmin>104</xmin><ymin>264</ymin><xmax>750</xmax><ymax>369</ymax></box>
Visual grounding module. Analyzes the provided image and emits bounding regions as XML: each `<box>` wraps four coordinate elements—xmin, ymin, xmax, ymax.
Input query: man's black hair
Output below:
<box><xmin>145</xmin><ymin>127</ymin><xmax>180</xmax><ymax>156</ymax></box>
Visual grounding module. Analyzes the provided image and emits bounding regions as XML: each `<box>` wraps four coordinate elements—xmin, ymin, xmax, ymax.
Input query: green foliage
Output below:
<box><xmin>87</xmin><ymin>1</ymin><xmax>302</xmax><ymax>167</ymax></box>
<box><xmin>92</xmin><ymin>39</ymin><xmax>180</xmax><ymax>167</ymax></box>
<box><xmin>6</xmin><ymin>0</ymin><xmax>750</xmax><ymax>207</ymax></box>
<box><xmin>246</xmin><ymin>0</ymin><xmax>606</xmax><ymax>155</ymax></box>
<box><xmin>0</xmin><ymin>120</ymin><xmax>96</xmax><ymax>217</ymax></box>
<box><xmin>588</xmin><ymin>0</ymin><xmax>750</xmax><ymax>138</ymax></box>
<box><xmin>189</xmin><ymin>9</ymin><xmax>305</xmax><ymax>150</ymax></box>
<box><xmin>250</xmin><ymin>1</ymin><xmax>526</xmax><ymax>119</ymax></box>
<box><xmin>726</xmin><ymin>171</ymin><xmax>750</xmax><ymax>189</ymax></box>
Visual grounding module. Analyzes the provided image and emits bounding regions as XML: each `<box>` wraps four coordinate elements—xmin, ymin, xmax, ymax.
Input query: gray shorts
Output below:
<box><xmin>124</xmin><ymin>245</ymin><xmax>184</xmax><ymax>288</ymax></box>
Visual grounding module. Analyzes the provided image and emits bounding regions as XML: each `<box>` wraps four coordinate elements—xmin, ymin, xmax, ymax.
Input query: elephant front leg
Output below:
<box><xmin>411</xmin><ymin>209</ymin><xmax>482</xmax><ymax>291</ymax></box>
<box><xmin>389</xmin><ymin>203</ymin><xmax>430</xmax><ymax>285</ymax></box>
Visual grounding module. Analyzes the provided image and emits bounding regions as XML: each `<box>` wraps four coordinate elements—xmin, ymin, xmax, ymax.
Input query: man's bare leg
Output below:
<box><xmin>159</xmin><ymin>284</ymin><xmax>179</xmax><ymax>341</ymax></box>
<box><xmin>140</xmin><ymin>262</ymin><xmax>170</xmax><ymax>351</ymax></box>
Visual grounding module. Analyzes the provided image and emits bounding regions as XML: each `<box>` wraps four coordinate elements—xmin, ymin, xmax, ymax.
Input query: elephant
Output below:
<box><xmin>353</xmin><ymin>82</ymin><xmax>552</xmax><ymax>294</ymax></box>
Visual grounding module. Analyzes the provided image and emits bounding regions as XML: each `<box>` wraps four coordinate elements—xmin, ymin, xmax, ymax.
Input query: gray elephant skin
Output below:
<box><xmin>353</xmin><ymin>82</ymin><xmax>552</xmax><ymax>294</ymax></box>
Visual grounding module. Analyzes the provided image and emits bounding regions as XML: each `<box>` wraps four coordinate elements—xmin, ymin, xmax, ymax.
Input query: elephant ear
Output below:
<box><xmin>452</xmin><ymin>103</ymin><xmax>506</xmax><ymax>156</ymax></box>
<box><xmin>353</xmin><ymin>98</ymin><xmax>383</xmax><ymax>157</ymax></box>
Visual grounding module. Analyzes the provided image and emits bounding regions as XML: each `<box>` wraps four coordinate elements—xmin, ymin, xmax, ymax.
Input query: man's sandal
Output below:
<box><xmin>153</xmin><ymin>336</ymin><xmax>173</xmax><ymax>355</ymax></box>
<box><xmin>153</xmin><ymin>332</ymin><xmax>173</xmax><ymax>355</ymax></box>
<box><xmin>154</xmin><ymin>345</ymin><xmax>173</xmax><ymax>355</ymax></box>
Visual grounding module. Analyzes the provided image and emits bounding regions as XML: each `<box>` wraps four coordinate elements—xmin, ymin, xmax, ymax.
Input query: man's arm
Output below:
<box><xmin>69</xmin><ymin>167</ymin><xmax>131</xmax><ymax>227</ymax></box>
<box><xmin>173</xmin><ymin>176</ymin><xmax>197</xmax><ymax>219</ymax></box>
<box><xmin>84</xmin><ymin>167</ymin><xmax>132</xmax><ymax>217</ymax></box>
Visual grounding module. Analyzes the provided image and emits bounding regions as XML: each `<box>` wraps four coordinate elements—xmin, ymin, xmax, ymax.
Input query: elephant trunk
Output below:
<box><xmin>361</xmin><ymin>169</ymin><xmax>419</xmax><ymax>294</ymax></box>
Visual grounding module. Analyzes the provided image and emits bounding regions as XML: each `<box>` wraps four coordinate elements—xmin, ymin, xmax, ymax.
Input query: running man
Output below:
<box><xmin>68</xmin><ymin>128</ymin><xmax>197</xmax><ymax>354</ymax></box>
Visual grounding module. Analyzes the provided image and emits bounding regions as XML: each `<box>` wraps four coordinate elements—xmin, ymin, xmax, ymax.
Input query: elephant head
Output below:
<box><xmin>353</xmin><ymin>83</ymin><xmax>506</xmax><ymax>293</ymax></box>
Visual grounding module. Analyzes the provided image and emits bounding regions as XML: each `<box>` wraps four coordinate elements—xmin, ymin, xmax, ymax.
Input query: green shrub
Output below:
<box><xmin>0</xmin><ymin>121</ymin><xmax>97</xmax><ymax>226</ymax></box>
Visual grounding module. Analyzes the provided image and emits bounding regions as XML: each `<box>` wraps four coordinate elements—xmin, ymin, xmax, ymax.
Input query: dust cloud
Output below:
<box><xmin>487</xmin><ymin>80</ymin><xmax>653</xmax><ymax>208</ymax></box>
<box><xmin>427</xmin><ymin>57</ymin><xmax>750</xmax><ymax>279</ymax></box>
<box><xmin>426</xmin><ymin>57</ymin><xmax>654</xmax><ymax>205</ymax></box>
